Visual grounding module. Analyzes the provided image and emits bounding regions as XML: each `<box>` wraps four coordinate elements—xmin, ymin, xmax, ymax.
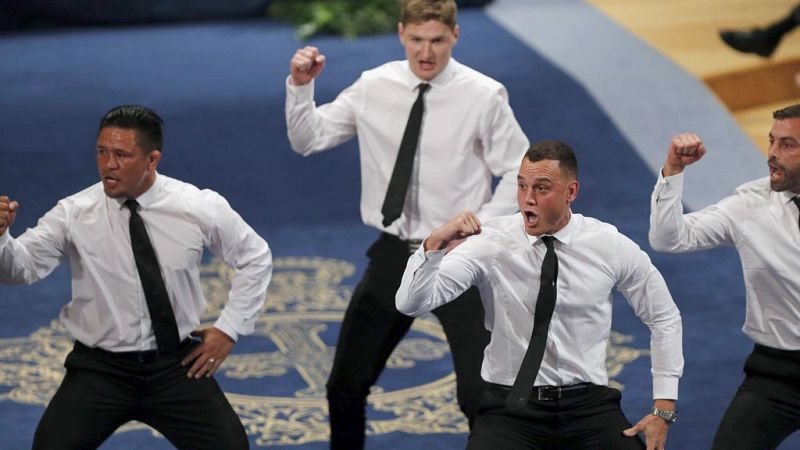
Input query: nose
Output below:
<box><xmin>768</xmin><ymin>141</ymin><xmax>779</xmax><ymax>160</ymax></box>
<box><xmin>106</xmin><ymin>153</ymin><xmax>119</xmax><ymax>170</ymax></box>
<box><xmin>525</xmin><ymin>189</ymin><xmax>537</xmax><ymax>205</ymax></box>
<box><xmin>421</xmin><ymin>41</ymin><xmax>433</xmax><ymax>58</ymax></box>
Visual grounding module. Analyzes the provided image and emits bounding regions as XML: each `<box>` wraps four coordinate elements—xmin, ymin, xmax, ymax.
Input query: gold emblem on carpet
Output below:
<box><xmin>0</xmin><ymin>257</ymin><xmax>648</xmax><ymax>447</ymax></box>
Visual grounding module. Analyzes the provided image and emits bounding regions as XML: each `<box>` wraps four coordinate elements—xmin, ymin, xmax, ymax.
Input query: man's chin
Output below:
<box><xmin>102</xmin><ymin>187</ymin><xmax>123</xmax><ymax>199</ymax></box>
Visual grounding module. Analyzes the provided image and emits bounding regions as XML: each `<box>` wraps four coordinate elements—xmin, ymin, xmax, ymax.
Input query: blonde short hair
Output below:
<box><xmin>400</xmin><ymin>0</ymin><xmax>457</xmax><ymax>30</ymax></box>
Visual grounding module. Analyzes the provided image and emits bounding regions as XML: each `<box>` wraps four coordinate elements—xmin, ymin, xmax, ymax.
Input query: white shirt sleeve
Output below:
<box><xmin>0</xmin><ymin>202</ymin><xmax>67</xmax><ymax>285</ymax></box>
<box><xmin>284</xmin><ymin>76</ymin><xmax>360</xmax><ymax>156</ymax></box>
<box><xmin>206</xmin><ymin>193</ymin><xmax>273</xmax><ymax>341</ymax></box>
<box><xmin>649</xmin><ymin>171</ymin><xmax>737</xmax><ymax>253</ymax></box>
<box><xmin>615</xmin><ymin>233</ymin><xmax>683</xmax><ymax>400</ymax></box>
<box><xmin>396</xmin><ymin>239</ymin><xmax>485</xmax><ymax>317</ymax></box>
<box><xmin>473</xmin><ymin>86</ymin><xmax>529</xmax><ymax>221</ymax></box>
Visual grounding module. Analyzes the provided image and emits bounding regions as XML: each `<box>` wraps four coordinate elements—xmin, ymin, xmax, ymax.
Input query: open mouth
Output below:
<box><xmin>523</xmin><ymin>210</ymin><xmax>538</xmax><ymax>227</ymax></box>
<box><xmin>419</xmin><ymin>60</ymin><xmax>435</xmax><ymax>71</ymax></box>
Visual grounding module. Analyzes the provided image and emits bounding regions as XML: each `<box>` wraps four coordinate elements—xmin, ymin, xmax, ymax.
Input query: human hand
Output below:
<box><xmin>0</xmin><ymin>196</ymin><xmax>19</xmax><ymax>237</ymax></box>
<box><xmin>622</xmin><ymin>400</ymin><xmax>675</xmax><ymax>450</ymax></box>
<box><xmin>663</xmin><ymin>132</ymin><xmax>706</xmax><ymax>177</ymax></box>
<box><xmin>290</xmin><ymin>46</ymin><xmax>326</xmax><ymax>86</ymax></box>
<box><xmin>181</xmin><ymin>327</ymin><xmax>235</xmax><ymax>379</ymax></box>
<box><xmin>425</xmin><ymin>211</ymin><xmax>481</xmax><ymax>252</ymax></box>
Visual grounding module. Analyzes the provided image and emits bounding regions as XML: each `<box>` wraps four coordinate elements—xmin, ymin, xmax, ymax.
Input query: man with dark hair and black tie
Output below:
<box><xmin>284</xmin><ymin>0</ymin><xmax>529</xmax><ymax>448</ymax></box>
<box><xmin>649</xmin><ymin>104</ymin><xmax>800</xmax><ymax>449</ymax></box>
<box><xmin>0</xmin><ymin>105</ymin><xmax>273</xmax><ymax>449</ymax></box>
<box><xmin>396</xmin><ymin>140</ymin><xmax>683</xmax><ymax>450</ymax></box>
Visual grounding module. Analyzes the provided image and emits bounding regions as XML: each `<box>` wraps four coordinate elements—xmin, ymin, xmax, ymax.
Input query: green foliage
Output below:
<box><xmin>269</xmin><ymin>0</ymin><xmax>399</xmax><ymax>40</ymax></box>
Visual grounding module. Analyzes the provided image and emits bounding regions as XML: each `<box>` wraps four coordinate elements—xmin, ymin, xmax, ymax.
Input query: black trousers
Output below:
<box><xmin>712</xmin><ymin>344</ymin><xmax>800</xmax><ymax>450</ymax></box>
<box><xmin>32</xmin><ymin>340</ymin><xmax>248</xmax><ymax>450</ymax></box>
<box><xmin>467</xmin><ymin>383</ymin><xmax>645</xmax><ymax>450</ymax></box>
<box><xmin>326</xmin><ymin>233</ymin><xmax>490</xmax><ymax>449</ymax></box>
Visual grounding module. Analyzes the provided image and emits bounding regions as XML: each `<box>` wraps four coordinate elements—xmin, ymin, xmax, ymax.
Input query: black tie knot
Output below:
<box><xmin>124</xmin><ymin>199</ymin><xmax>139</xmax><ymax>213</ymax></box>
<box><xmin>417</xmin><ymin>83</ymin><xmax>430</xmax><ymax>96</ymax></box>
<box><xmin>540</xmin><ymin>235</ymin><xmax>555</xmax><ymax>247</ymax></box>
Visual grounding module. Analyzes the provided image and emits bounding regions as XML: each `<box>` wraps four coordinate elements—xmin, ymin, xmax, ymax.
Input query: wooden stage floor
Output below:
<box><xmin>589</xmin><ymin>0</ymin><xmax>800</xmax><ymax>155</ymax></box>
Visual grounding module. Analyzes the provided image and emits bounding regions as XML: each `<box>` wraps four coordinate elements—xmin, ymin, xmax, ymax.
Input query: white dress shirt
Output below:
<box><xmin>0</xmin><ymin>174</ymin><xmax>273</xmax><ymax>352</ymax></box>
<box><xmin>285</xmin><ymin>58</ymin><xmax>529</xmax><ymax>240</ymax></box>
<box><xmin>650</xmin><ymin>172</ymin><xmax>800</xmax><ymax>350</ymax></box>
<box><xmin>397</xmin><ymin>213</ymin><xmax>683</xmax><ymax>400</ymax></box>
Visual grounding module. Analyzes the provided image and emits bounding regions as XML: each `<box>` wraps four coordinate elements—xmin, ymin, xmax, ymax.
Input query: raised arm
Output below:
<box><xmin>284</xmin><ymin>46</ymin><xmax>359</xmax><ymax>156</ymax></box>
<box><xmin>649</xmin><ymin>133</ymin><xmax>736</xmax><ymax>253</ymax></box>
<box><xmin>0</xmin><ymin>197</ymin><xmax>67</xmax><ymax>285</ymax></box>
<box><xmin>396</xmin><ymin>212</ymin><xmax>484</xmax><ymax>316</ymax></box>
<box><xmin>0</xmin><ymin>196</ymin><xmax>18</xmax><ymax>237</ymax></box>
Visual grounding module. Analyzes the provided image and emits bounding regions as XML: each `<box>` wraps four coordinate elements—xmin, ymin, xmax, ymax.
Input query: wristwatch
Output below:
<box><xmin>650</xmin><ymin>407</ymin><xmax>678</xmax><ymax>424</ymax></box>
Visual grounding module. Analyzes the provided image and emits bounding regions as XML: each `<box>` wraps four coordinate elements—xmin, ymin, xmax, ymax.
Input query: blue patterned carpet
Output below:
<box><xmin>1</xmin><ymin>4</ymin><xmax>797</xmax><ymax>449</ymax></box>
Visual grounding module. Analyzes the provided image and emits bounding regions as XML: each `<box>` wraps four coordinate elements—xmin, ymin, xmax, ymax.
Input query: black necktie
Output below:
<box><xmin>381</xmin><ymin>83</ymin><xmax>430</xmax><ymax>227</ymax></box>
<box><xmin>792</xmin><ymin>196</ymin><xmax>800</xmax><ymax>231</ymax></box>
<box><xmin>507</xmin><ymin>236</ymin><xmax>559</xmax><ymax>410</ymax></box>
<box><xmin>124</xmin><ymin>199</ymin><xmax>180</xmax><ymax>353</ymax></box>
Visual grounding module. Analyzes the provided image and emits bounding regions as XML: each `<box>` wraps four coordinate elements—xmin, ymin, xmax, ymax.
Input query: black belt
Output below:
<box><xmin>754</xmin><ymin>343</ymin><xmax>800</xmax><ymax>362</ymax></box>
<box><xmin>74</xmin><ymin>338</ymin><xmax>194</xmax><ymax>364</ymax></box>
<box><xmin>489</xmin><ymin>382</ymin><xmax>592</xmax><ymax>401</ymax></box>
<box><xmin>379</xmin><ymin>232</ymin><xmax>423</xmax><ymax>255</ymax></box>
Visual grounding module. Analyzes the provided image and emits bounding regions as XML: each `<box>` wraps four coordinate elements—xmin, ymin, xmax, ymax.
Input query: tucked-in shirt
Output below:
<box><xmin>396</xmin><ymin>213</ymin><xmax>683</xmax><ymax>400</ymax></box>
<box><xmin>285</xmin><ymin>58</ymin><xmax>529</xmax><ymax>240</ymax></box>
<box><xmin>0</xmin><ymin>173</ymin><xmax>273</xmax><ymax>352</ymax></box>
<box><xmin>650</xmin><ymin>172</ymin><xmax>800</xmax><ymax>350</ymax></box>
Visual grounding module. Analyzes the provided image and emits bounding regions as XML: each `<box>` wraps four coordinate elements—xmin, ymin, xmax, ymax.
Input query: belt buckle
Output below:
<box><xmin>136</xmin><ymin>349</ymin><xmax>160</xmax><ymax>363</ymax></box>
<box><xmin>407</xmin><ymin>240</ymin><xmax>422</xmax><ymax>254</ymax></box>
<box><xmin>537</xmin><ymin>386</ymin><xmax>560</xmax><ymax>401</ymax></box>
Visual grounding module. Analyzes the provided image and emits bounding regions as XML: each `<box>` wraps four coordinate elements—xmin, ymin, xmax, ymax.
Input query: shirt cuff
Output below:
<box><xmin>659</xmin><ymin>169</ymin><xmax>684</xmax><ymax>186</ymax></box>
<box><xmin>653</xmin><ymin>376</ymin><xmax>679</xmax><ymax>400</ymax></box>
<box><xmin>286</xmin><ymin>76</ymin><xmax>314</xmax><ymax>102</ymax></box>
<box><xmin>420</xmin><ymin>239</ymin><xmax>446</xmax><ymax>262</ymax></box>
<box><xmin>214</xmin><ymin>309</ymin><xmax>246</xmax><ymax>343</ymax></box>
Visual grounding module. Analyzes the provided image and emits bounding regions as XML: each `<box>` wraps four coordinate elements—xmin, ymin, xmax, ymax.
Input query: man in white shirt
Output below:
<box><xmin>284</xmin><ymin>0</ymin><xmax>528</xmax><ymax>447</ymax></box>
<box><xmin>397</xmin><ymin>140</ymin><xmax>683</xmax><ymax>450</ymax></box>
<box><xmin>0</xmin><ymin>105</ymin><xmax>273</xmax><ymax>449</ymax></box>
<box><xmin>649</xmin><ymin>104</ymin><xmax>800</xmax><ymax>449</ymax></box>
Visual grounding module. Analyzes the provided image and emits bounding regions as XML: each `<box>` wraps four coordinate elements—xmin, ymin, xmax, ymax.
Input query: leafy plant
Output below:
<box><xmin>269</xmin><ymin>0</ymin><xmax>399</xmax><ymax>40</ymax></box>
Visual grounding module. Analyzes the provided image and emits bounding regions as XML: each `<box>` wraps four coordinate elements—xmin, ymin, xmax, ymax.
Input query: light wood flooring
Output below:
<box><xmin>588</xmin><ymin>0</ymin><xmax>800</xmax><ymax>154</ymax></box>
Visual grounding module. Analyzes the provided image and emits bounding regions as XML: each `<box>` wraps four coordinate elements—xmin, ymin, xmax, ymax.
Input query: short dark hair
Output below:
<box><xmin>98</xmin><ymin>105</ymin><xmax>164</xmax><ymax>152</ymax></box>
<box><xmin>773</xmin><ymin>104</ymin><xmax>800</xmax><ymax>120</ymax></box>
<box><xmin>524</xmin><ymin>140</ymin><xmax>578</xmax><ymax>179</ymax></box>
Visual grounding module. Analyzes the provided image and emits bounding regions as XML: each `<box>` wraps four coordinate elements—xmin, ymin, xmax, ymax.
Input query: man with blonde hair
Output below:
<box><xmin>284</xmin><ymin>0</ymin><xmax>529</xmax><ymax>447</ymax></box>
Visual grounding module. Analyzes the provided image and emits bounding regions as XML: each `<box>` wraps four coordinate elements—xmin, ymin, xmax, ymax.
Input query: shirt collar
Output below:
<box><xmin>779</xmin><ymin>189</ymin><xmax>800</xmax><ymax>205</ymax></box>
<box><xmin>403</xmin><ymin>57</ymin><xmax>459</xmax><ymax>91</ymax></box>
<box><xmin>523</xmin><ymin>210</ymin><xmax>579</xmax><ymax>247</ymax></box>
<box><xmin>113</xmin><ymin>172</ymin><xmax>163</xmax><ymax>210</ymax></box>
